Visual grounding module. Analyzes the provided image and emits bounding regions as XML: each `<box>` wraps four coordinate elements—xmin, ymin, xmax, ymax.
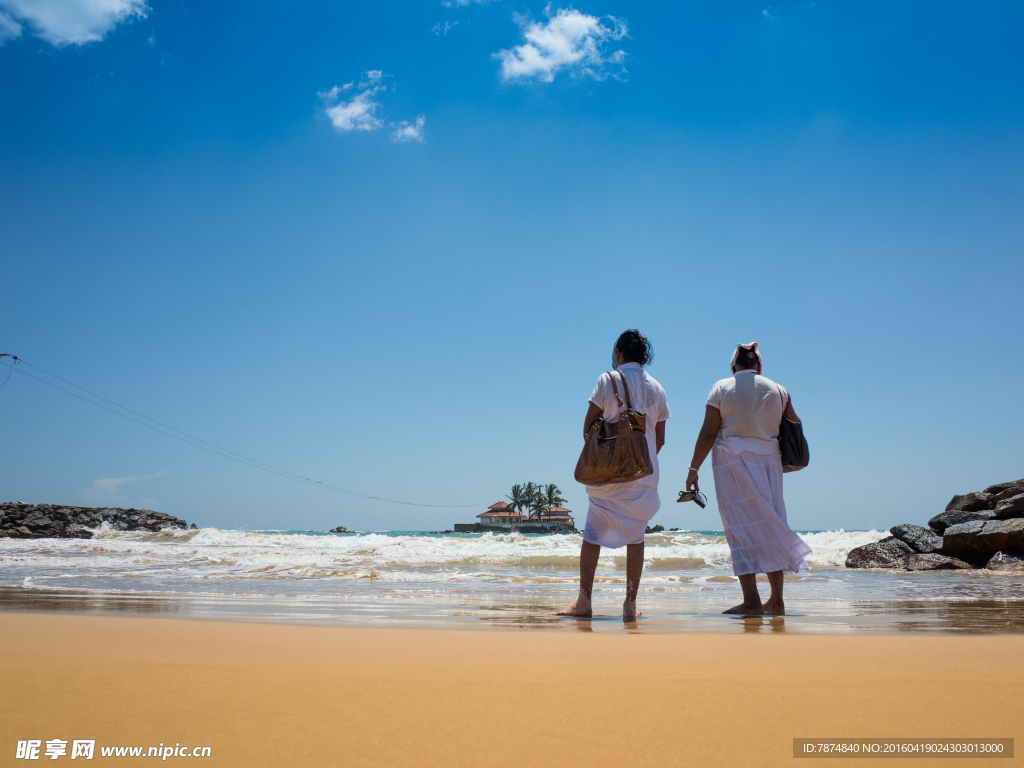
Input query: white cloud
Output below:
<box><xmin>494</xmin><ymin>5</ymin><xmax>628</xmax><ymax>83</ymax></box>
<box><xmin>79</xmin><ymin>471</ymin><xmax>165</xmax><ymax>509</ymax></box>
<box><xmin>432</xmin><ymin>20</ymin><xmax>458</xmax><ymax>35</ymax></box>
<box><xmin>319</xmin><ymin>71</ymin><xmax>426</xmax><ymax>143</ymax></box>
<box><xmin>0</xmin><ymin>0</ymin><xmax>147</xmax><ymax>46</ymax></box>
<box><xmin>319</xmin><ymin>72</ymin><xmax>389</xmax><ymax>133</ymax></box>
<box><xmin>392</xmin><ymin>115</ymin><xmax>425</xmax><ymax>143</ymax></box>
<box><xmin>442</xmin><ymin>0</ymin><xmax>489</xmax><ymax>7</ymax></box>
<box><xmin>323</xmin><ymin>89</ymin><xmax>383</xmax><ymax>132</ymax></box>
<box><xmin>0</xmin><ymin>10</ymin><xmax>22</xmax><ymax>42</ymax></box>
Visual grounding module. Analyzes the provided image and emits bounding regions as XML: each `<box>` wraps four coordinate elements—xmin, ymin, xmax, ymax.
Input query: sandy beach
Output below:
<box><xmin>2</xmin><ymin>613</ymin><xmax>1020</xmax><ymax>767</ymax></box>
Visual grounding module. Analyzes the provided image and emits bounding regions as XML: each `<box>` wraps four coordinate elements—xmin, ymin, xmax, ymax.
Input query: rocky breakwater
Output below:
<box><xmin>846</xmin><ymin>479</ymin><xmax>1024</xmax><ymax>571</ymax></box>
<box><xmin>0</xmin><ymin>502</ymin><xmax>192</xmax><ymax>539</ymax></box>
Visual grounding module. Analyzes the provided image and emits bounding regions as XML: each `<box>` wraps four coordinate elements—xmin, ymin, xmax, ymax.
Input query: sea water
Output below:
<box><xmin>2</xmin><ymin>527</ymin><xmax>1023</xmax><ymax>634</ymax></box>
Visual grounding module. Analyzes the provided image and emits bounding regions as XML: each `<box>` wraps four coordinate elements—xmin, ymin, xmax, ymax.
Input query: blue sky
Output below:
<box><xmin>2</xmin><ymin>0</ymin><xmax>1022</xmax><ymax>532</ymax></box>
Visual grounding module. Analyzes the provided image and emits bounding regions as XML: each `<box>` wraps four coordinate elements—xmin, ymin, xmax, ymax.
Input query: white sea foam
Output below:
<box><xmin>4</xmin><ymin>527</ymin><xmax>1016</xmax><ymax>635</ymax></box>
<box><xmin>0</xmin><ymin>527</ymin><xmax>888</xmax><ymax>588</ymax></box>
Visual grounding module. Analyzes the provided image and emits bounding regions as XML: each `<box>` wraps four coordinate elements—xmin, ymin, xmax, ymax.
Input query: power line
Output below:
<box><xmin>0</xmin><ymin>357</ymin><xmax>480</xmax><ymax>509</ymax></box>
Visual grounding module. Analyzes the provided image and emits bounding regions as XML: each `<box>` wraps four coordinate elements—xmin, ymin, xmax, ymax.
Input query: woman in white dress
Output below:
<box><xmin>685</xmin><ymin>342</ymin><xmax>810</xmax><ymax>616</ymax></box>
<box><xmin>557</xmin><ymin>330</ymin><xmax>671</xmax><ymax>622</ymax></box>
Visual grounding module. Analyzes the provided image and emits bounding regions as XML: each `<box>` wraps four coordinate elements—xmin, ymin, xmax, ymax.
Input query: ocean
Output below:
<box><xmin>2</xmin><ymin>527</ymin><xmax>1023</xmax><ymax>633</ymax></box>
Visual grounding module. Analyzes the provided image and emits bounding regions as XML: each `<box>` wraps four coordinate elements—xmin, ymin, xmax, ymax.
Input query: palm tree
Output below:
<box><xmin>522</xmin><ymin>482</ymin><xmax>538</xmax><ymax>519</ymax></box>
<box><xmin>528</xmin><ymin>486</ymin><xmax>548</xmax><ymax>520</ymax></box>
<box><xmin>507</xmin><ymin>484</ymin><xmax>526</xmax><ymax>515</ymax></box>
<box><xmin>543</xmin><ymin>484</ymin><xmax>566</xmax><ymax>513</ymax></box>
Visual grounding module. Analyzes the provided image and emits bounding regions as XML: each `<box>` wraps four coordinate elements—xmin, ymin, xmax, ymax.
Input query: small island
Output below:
<box><xmin>454</xmin><ymin>482</ymin><xmax>577</xmax><ymax>534</ymax></box>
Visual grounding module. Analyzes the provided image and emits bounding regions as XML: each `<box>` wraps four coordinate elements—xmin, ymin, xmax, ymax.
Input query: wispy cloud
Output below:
<box><xmin>442</xmin><ymin>0</ymin><xmax>489</xmax><ymax>7</ymax></box>
<box><xmin>763</xmin><ymin>8</ymin><xmax>777</xmax><ymax>20</ymax></box>
<box><xmin>0</xmin><ymin>9</ymin><xmax>22</xmax><ymax>43</ymax></box>
<box><xmin>319</xmin><ymin>71</ymin><xmax>385</xmax><ymax>132</ymax></box>
<box><xmin>79</xmin><ymin>471</ymin><xmax>165</xmax><ymax>509</ymax></box>
<box><xmin>494</xmin><ymin>5</ymin><xmax>628</xmax><ymax>83</ymax></box>
<box><xmin>0</xmin><ymin>0</ymin><xmax>148</xmax><ymax>46</ymax></box>
<box><xmin>432</xmin><ymin>20</ymin><xmax>458</xmax><ymax>36</ymax></box>
<box><xmin>392</xmin><ymin>115</ymin><xmax>426</xmax><ymax>143</ymax></box>
<box><xmin>319</xmin><ymin>71</ymin><xmax>425</xmax><ymax>143</ymax></box>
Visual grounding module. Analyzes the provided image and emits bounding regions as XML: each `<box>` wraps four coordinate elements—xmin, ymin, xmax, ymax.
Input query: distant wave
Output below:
<box><xmin>0</xmin><ymin>527</ymin><xmax>888</xmax><ymax>588</ymax></box>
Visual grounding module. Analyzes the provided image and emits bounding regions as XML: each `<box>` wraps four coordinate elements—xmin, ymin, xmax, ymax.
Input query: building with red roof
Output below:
<box><xmin>455</xmin><ymin>502</ymin><xmax>576</xmax><ymax>533</ymax></box>
<box><xmin>477</xmin><ymin>502</ymin><xmax>528</xmax><ymax>526</ymax></box>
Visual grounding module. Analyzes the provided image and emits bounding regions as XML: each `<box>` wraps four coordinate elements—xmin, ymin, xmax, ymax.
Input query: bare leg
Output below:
<box><xmin>555</xmin><ymin>540</ymin><xmax>600</xmax><ymax>617</ymax></box>
<box><xmin>723</xmin><ymin>573</ymin><xmax>764</xmax><ymax>615</ymax></box>
<box><xmin>762</xmin><ymin>570</ymin><xmax>785</xmax><ymax>615</ymax></box>
<box><xmin>623</xmin><ymin>542</ymin><xmax>644</xmax><ymax>621</ymax></box>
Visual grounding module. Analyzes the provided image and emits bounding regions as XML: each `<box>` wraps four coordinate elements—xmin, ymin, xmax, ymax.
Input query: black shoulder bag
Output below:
<box><xmin>777</xmin><ymin>386</ymin><xmax>809</xmax><ymax>473</ymax></box>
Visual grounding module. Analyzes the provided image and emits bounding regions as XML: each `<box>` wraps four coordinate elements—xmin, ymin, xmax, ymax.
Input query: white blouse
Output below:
<box><xmin>588</xmin><ymin>362</ymin><xmax>671</xmax><ymax>491</ymax></box>
<box><xmin>706</xmin><ymin>370</ymin><xmax>789</xmax><ymax>456</ymax></box>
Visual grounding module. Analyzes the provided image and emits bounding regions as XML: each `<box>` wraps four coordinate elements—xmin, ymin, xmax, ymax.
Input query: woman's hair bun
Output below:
<box><xmin>615</xmin><ymin>329</ymin><xmax>653</xmax><ymax>366</ymax></box>
<box><xmin>731</xmin><ymin>342</ymin><xmax>762</xmax><ymax>370</ymax></box>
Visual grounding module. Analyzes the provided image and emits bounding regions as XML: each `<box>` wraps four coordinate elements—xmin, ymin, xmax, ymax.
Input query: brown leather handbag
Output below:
<box><xmin>574</xmin><ymin>371</ymin><xmax>653</xmax><ymax>485</ymax></box>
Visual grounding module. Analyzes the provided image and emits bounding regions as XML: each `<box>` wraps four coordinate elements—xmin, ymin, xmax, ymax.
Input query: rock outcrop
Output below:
<box><xmin>902</xmin><ymin>553</ymin><xmax>973</xmax><ymax>571</ymax></box>
<box><xmin>0</xmin><ymin>502</ymin><xmax>189</xmax><ymax>539</ymax></box>
<box><xmin>846</xmin><ymin>477</ymin><xmax>1024</xmax><ymax>571</ymax></box>
<box><xmin>985</xmin><ymin>551</ymin><xmax>1024</xmax><ymax>571</ymax></box>
<box><xmin>329</xmin><ymin>525</ymin><xmax>349</xmax><ymax>533</ymax></box>
<box><xmin>941</xmin><ymin>518</ymin><xmax>1024</xmax><ymax>566</ymax></box>
<box><xmin>889</xmin><ymin>524</ymin><xmax>943</xmax><ymax>554</ymax></box>
<box><xmin>845</xmin><ymin>536</ymin><xmax>914</xmax><ymax>569</ymax></box>
<box><xmin>927</xmin><ymin>509</ymin><xmax>996</xmax><ymax>534</ymax></box>
<box><xmin>994</xmin><ymin>493</ymin><xmax>1024</xmax><ymax>520</ymax></box>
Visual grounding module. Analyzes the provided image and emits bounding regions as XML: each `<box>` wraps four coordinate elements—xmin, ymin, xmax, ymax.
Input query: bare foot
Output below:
<box><xmin>623</xmin><ymin>600</ymin><xmax>642</xmax><ymax>622</ymax></box>
<box><xmin>555</xmin><ymin>598</ymin><xmax>592</xmax><ymax>617</ymax></box>
<box><xmin>762</xmin><ymin>598</ymin><xmax>785</xmax><ymax>616</ymax></box>
<box><xmin>723</xmin><ymin>602</ymin><xmax>764</xmax><ymax>616</ymax></box>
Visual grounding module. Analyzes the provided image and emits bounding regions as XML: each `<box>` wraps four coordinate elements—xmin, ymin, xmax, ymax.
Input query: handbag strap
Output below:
<box><xmin>604</xmin><ymin>370</ymin><xmax>636</xmax><ymax>411</ymax></box>
<box><xmin>616</xmin><ymin>370</ymin><xmax>634</xmax><ymax>410</ymax></box>
<box><xmin>777</xmin><ymin>384</ymin><xmax>791</xmax><ymax>420</ymax></box>
<box><xmin>606</xmin><ymin>371</ymin><xmax>624</xmax><ymax>409</ymax></box>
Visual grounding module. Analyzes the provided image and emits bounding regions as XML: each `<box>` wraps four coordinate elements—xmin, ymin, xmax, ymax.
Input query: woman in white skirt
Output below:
<box><xmin>685</xmin><ymin>342</ymin><xmax>810</xmax><ymax>616</ymax></box>
<box><xmin>557</xmin><ymin>329</ymin><xmax>671</xmax><ymax>622</ymax></box>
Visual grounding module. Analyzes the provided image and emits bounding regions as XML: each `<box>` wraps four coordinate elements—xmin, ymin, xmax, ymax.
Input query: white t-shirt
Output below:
<box><xmin>706</xmin><ymin>370</ymin><xmax>789</xmax><ymax>456</ymax></box>
<box><xmin>587</xmin><ymin>362</ymin><xmax>671</xmax><ymax>491</ymax></box>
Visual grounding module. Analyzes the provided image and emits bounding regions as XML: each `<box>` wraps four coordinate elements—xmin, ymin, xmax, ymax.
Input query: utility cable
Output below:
<box><xmin>0</xmin><ymin>358</ymin><xmax>480</xmax><ymax>509</ymax></box>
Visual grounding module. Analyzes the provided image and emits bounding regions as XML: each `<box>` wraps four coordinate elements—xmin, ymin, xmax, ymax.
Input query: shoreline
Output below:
<box><xmin>2</xmin><ymin>612</ymin><xmax>1021</xmax><ymax>767</ymax></box>
<box><xmin>4</xmin><ymin>579</ymin><xmax>1024</xmax><ymax>635</ymax></box>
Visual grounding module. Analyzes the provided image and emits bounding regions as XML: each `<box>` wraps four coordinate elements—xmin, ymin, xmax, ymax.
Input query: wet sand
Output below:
<box><xmin>1</xmin><ymin>613</ymin><xmax>1020</xmax><ymax>767</ymax></box>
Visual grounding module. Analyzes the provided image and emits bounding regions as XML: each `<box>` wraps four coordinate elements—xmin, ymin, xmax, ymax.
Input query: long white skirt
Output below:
<box><xmin>711</xmin><ymin>447</ymin><xmax>811</xmax><ymax>576</ymax></box>
<box><xmin>582</xmin><ymin>485</ymin><xmax>661</xmax><ymax>549</ymax></box>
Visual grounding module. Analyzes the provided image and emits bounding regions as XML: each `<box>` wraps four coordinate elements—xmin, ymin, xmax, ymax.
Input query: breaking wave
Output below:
<box><xmin>0</xmin><ymin>527</ymin><xmax>887</xmax><ymax>589</ymax></box>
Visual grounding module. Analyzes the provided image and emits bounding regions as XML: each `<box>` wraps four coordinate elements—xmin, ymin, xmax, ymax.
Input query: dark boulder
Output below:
<box><xmin>890</xmin><ymin>524</ymin><xmax>943</xmax><ymax>554</ymax></box>
<box><xmin>0</xmin><ymin>502</ymin><xmax>189</xmax><ymax>538</ymax></box>
<box><xmin>903</xmin><ymin>553</ymin><xmax>974</xmax><ymax>571</ymax></box>
<box><xmin>845</xmin><ymin>536</ymin><xmax>914</xmax><ymax>569</ymax></box>
<box><xmin>941</xmin><ymin>518</ymin><xmax>1024</xmax><ymax>566</ymax></box>
<box><xmin>944</xmin><ymin>491</ymin><xmax>994</xmax><ymax>513</ymax></box>
<box><xmin>985</xmin><ymin>551</ymin><xmax>1024</xmax><ymax>571</ymax></box>
<box><xmin>190</xmin><ymin>523</ymin><xmax>198</xmax><ymax>530</ymax></box>
<box><xmin>645</xmin><ymin>524</ymin><xmax>665</xmax><ymax>533</ymax></box>
<box><xmin>330</xmin><ymin>525</ymin><xmax>349</xmax><ymax>533</ymax></box>
<box><xmin>993</xmin><ymin>493</ymin><xmax>1024</xmax><ymax>520</ymax></box>
<box><xmin>927</xmin><ymin>509</ymin><xmax>995</xmax><ymax>534</ymax></box>
<box><xmin>983</xmin><ymin>479</ymin><xmax>1024</xmax><ymax>500</ymax></box>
